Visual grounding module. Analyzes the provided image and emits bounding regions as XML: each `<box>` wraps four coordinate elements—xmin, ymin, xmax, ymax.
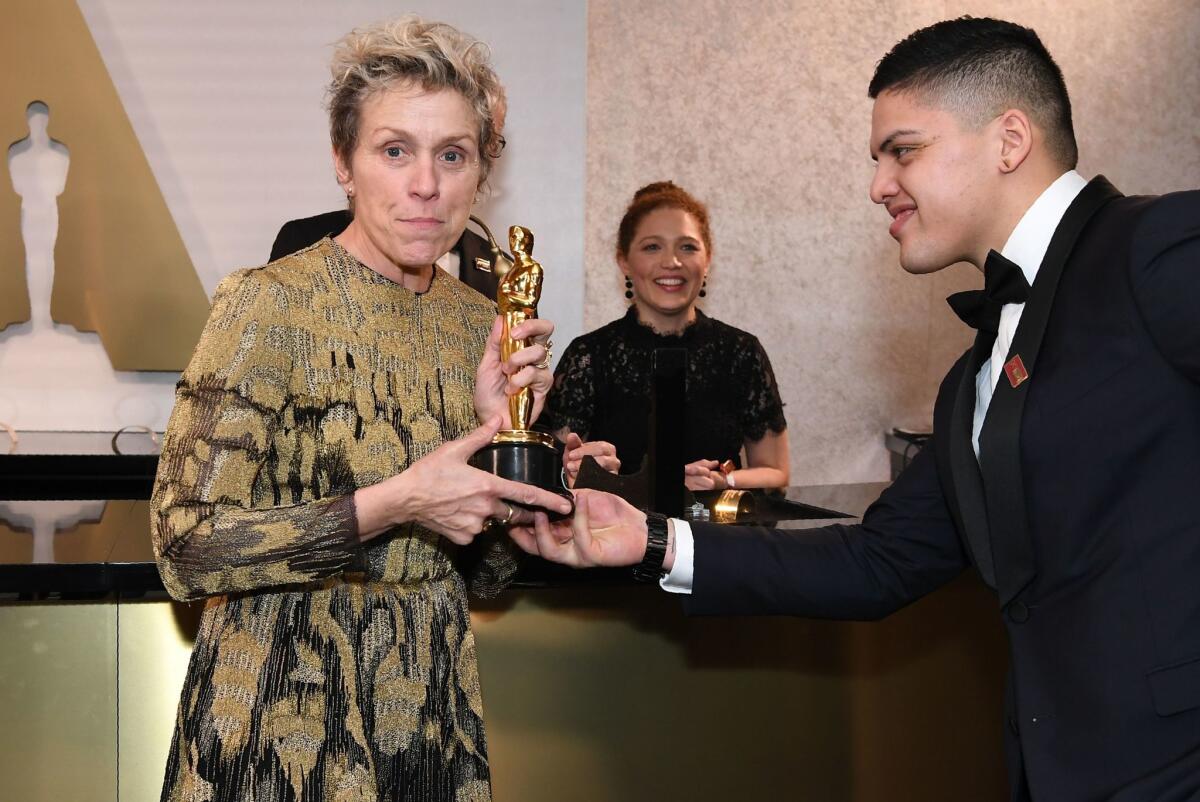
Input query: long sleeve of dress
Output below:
<box><xmin>151</xmin><ymin>270</ymin><xmax>360</xmax><ymax>602</ymax></box>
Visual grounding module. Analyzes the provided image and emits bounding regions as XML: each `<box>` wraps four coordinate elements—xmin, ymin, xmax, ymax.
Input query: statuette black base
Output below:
<box><xmin>470</xmin><ymin>434</ymin><xmax>574</xmax><ymax>520</ymax></box>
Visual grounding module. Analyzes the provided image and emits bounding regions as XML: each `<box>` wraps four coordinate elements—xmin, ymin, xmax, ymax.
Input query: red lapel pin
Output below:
<box><xmin>1004</xmin><ymin>355</ymin><xmax>1029</xmax><ymax>388</ymax></box>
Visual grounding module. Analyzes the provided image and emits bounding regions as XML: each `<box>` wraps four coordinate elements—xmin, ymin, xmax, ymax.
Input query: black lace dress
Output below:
<box><xmin>542</xmin><ymin>307</ymin><xmax>787</xmax><ymax>474</ymax></box>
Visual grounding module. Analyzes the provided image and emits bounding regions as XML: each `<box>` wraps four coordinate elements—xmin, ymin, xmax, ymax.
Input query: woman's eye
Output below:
<box><xmin>385</xmin><ymin>146</ymin><xmax>402</xmax><ymax>158</ymax></box>
<box><xmin>642</xmin><ymin>243</ymin><xmax>660</xmax><ymax>252</ymax></box>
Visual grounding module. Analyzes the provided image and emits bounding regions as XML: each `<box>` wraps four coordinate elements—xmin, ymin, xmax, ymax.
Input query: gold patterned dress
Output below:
<box><xmin>151</xmin><ymin>238</ymin><xmax>512</xmax><ymax>802</ymax></box>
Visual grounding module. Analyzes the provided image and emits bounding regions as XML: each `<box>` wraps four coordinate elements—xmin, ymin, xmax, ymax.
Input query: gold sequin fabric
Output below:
<box><xmin>152</xmin><ymin>238</ymin><xmax>507</xmax><ymax>801</ymax></box>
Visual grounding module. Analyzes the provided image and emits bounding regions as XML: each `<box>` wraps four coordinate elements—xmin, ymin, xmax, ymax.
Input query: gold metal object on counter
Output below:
<box><xmin>712</xmin><ymin>489</ymin><xmax>756</xmax><ymax>523</ymax></box>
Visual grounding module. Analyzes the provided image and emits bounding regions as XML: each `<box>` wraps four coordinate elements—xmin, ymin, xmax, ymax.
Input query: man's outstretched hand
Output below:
<box><xmin>508</xmin><ymin>489</ymin><xmax>658</xmax><ymax>569</ymax></box>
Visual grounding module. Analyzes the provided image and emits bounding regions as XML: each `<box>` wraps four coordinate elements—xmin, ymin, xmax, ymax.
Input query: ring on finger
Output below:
<box><xmin>501</xmin><ymin>502</ymin><xmax>515</xmax><ymax>525</ymax></box>
<box><xmin>534</xmin><ymin>345</ymin><xmax>553</xmax><ymax>370</ymax></box>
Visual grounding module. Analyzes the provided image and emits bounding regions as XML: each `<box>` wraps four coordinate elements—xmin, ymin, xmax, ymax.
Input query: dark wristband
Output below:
<box><xmin>632</xmin><ymin>511</ymin><xmax>669</xmax><ymax>583</ymax></box>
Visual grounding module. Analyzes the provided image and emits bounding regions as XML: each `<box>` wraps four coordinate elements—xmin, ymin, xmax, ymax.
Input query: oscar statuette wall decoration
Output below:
<box><xmin>2</xmin><ymin>0</ymin><xmax>208</xmax><ymax>369</ymax></box>
<box><xmin>469</xmin><ymin>225</ymin><xmax>574</xmax><ymax>517</ymax></box>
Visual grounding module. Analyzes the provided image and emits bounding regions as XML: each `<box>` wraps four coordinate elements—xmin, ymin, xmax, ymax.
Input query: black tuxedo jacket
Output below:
<box><xmin>686</xmin><ymin>178</ymin><xmax>1200</xmax><ymax>801</ymax></box>
<box><xmin>269</xmin><ymin>209</ymin><xmax>502</xmax><ymax>300</ymax></box>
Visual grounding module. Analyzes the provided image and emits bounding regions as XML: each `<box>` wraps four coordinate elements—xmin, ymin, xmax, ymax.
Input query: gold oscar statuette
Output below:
<box><xmin>468</xmin><ymin>224</ymin><xmax>573</xmax><ymax>518</ymax></box>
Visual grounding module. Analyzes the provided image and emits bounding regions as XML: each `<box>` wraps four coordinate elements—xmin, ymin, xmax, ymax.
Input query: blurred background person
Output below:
<box><xmin>150</xmin><ymin>17</ymin><xmax>572</xmax><ymax>801</ymax></box>
<box><xmin>543</xmin><ymin>181</ymin><xmax>789</xmax><ymax>491</ymax></box>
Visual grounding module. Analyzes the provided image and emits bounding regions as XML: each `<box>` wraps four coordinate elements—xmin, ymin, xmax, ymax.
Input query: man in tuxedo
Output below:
<box><xmin>510</xmin><ymin>17</ymin><xmax>1200</xmax><ymax>801</ymax></box>
<box><xmin>269</xmin><ymin>208</ymin><xmax>503</xmax><ymax>299</ymax></box>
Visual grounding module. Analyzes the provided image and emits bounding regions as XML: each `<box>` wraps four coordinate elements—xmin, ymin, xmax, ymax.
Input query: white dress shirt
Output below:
<box><xmin>971</xmin><ymin>171</ymin><xmax>1087</xmax><ymax>457</ymax></box>
<box><xmin>661</xmin><ymin>171</ymin><xmax>1088</xmax><ymax>595</ymax></box>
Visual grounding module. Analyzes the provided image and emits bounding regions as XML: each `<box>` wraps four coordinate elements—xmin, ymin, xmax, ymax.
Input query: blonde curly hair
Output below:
<box><xmin>328</xmin><ymin>16</ymin><xmax>507</xmax><ymax>186</ymax></box>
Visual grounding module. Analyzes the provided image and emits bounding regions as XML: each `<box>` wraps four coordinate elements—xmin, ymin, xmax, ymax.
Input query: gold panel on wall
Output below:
<box><xmin>0</xmin><ymin>602</ymin><xmax>118</xmax><ymax>802</ymax></box>
<box><xmin>117</xmin><ymin>600</ymin><xmax>200</xmax><ymax>802</ymax></box>
<box><xmin>2</xmin><ymin>0</ymin><xmax>209</xmax><ymax>370</ymax></box>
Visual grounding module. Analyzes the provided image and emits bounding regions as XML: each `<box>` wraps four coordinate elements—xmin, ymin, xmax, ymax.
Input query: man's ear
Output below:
<box><xmin>995</xmin><ymin>109</ymin><xmax>1034</xmax><ymax>174</ymax></box>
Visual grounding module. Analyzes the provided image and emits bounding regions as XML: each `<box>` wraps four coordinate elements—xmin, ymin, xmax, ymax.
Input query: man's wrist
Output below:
<box><xmin>635</xmin><ymin>516</ymin><xmax>676</xmax><ymax>571</ymax></box>
<box><xmin>663</xmin><ymin>519</ymin><xmax>676</xmax><ymax>571</ymax></box>
<box><xmin>632</xmin><ymin>511</ymin><xmax>671</xmax><ymax>582</ymax></box>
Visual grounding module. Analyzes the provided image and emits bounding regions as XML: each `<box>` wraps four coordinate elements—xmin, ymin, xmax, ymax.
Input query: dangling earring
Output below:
<box><xmin>624</xmin><ymin>276</ymin><xmax>634</xmax><ymax>300</ymax></box>
<box><xmin>699</xmin><ymin>277</ymin><xmax>707</xmax><ymax>299</ymax></box>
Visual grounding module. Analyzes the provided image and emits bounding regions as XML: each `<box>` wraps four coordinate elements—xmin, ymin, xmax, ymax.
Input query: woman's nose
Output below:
<box><xmin>409</xmin><ymin>156</ymin><xmax>439</xmax><ymax>199</ymax></box>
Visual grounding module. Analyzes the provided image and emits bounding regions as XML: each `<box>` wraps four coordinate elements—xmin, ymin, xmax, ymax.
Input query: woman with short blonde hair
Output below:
<box><xmin>327</xmin><ymin>17</ymin><xmax>508</xmax><ymax>184</ymax></box>
<box><xmin>153</xmin><ymin>17</ymin><xmax>570</xmax><ymax>800</ymax></box>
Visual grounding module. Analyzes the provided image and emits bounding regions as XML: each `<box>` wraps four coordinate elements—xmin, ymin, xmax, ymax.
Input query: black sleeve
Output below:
<box><xmin>1129</xmin><ymin>189</ymin><xmax>1200</xmax><ymax>382</ymax></box>
<box><xmin>540</xmin><ymin>337</ymin><xmax>596</xmax><ymax>436</ymax></box>
<box><xmin>684</xmin><ymin>441</ymin><xmax>967</xmax><ymax>620</ymax></box>
<box><xmin>738</xmin><ymin>335</ymin><xmax>788</xmax><ymax>442</ymax></box>
<box><xmin>269</xmin><ymin>211</ymin><xmax>352</xmax><ymax>262</ymax></box>
<box><xmin>269</xmin><ymin>220</ymin><xmax>303</xmax><ymax>262</ymax></box>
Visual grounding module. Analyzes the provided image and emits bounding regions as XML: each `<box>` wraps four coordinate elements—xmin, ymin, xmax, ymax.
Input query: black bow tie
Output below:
<box><xmin>947</xmin><ymin>250</ymin><xmax>1031</xmax><ymax>334</ymax></box>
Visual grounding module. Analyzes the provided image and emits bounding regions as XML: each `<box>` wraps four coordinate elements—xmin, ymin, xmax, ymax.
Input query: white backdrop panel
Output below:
<box><xmin>0</xmin><ymin>1</ymin><xmax>585</xmax><ymax>432</ymax></box>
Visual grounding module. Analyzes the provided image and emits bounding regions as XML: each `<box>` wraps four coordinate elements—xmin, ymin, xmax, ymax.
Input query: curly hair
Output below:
<box><xmin>328</xmin><ymin>16</ymin><xmax>508</xmax><ymax>186</ymax></box>
<box><xmin>616</xmin><ymin>181</ymin><xmax>713</xmax><ymax>259</ymax></box>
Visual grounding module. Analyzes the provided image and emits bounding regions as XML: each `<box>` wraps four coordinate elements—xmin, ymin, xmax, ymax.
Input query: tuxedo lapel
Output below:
<box><xmin>942</xmin><ymin>331</ymin><xmax>999</xmax><ymax>589</ymax></box>
<box><xmin>978</xmin><ymin>176</ymin><xmax>1123</xmax><ymax>605</ymax></box>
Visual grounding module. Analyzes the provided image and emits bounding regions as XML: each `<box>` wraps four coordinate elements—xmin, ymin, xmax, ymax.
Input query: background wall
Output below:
<box><xmin>587</xmin><ymin>0</ymin><xmax>1200</xmax><ymax>484</ymax></box>
<box><xmin>2</xmin><ymin>0</ymin><xmax>1197</xmax><ymax>461</ymax></box>
<box><xmin>74</xmin><ymin>0</ymin><xmax>585</xmax><ymax>304</ymax></box>
<box><xmin>1</xmin><ymin>0</ymin><xmax>585</xmax><ymax>431</ymax></box>
<box><xmin>2</xmin><ymin>4</ymin><xmax>1197</xmax><ymax>801</ymax></box>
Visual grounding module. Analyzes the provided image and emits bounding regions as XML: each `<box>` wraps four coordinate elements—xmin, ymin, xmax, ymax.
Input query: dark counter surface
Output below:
<box><xmin>0</xmin><ymin>431</ymin><xmax>885</xmax><ymax>595</ymax></box>
<box><xmin>0</xmin><ymin>485</ymin><xmax>884</xmax><ymax>596</ymax></box>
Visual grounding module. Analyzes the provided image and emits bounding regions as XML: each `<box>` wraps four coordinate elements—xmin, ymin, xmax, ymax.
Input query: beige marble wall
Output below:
<box><xmin>587</xmin><ymin>0</ymin><xmax>1200</xmax><ymax>484</ymax></box>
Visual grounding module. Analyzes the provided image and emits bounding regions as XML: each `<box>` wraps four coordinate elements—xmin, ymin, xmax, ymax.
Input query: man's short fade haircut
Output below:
<box><xmin>869</xmin><ymin>16</ymin><xmax>1078</xmax><ymax>169</ymax></box>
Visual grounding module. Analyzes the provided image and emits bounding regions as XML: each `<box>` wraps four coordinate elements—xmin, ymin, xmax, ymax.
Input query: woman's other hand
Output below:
<box><xmin>354</xmin><ymin>416</ymin><xmax>573</xmax><ymax>545</ymax></box>
<box><xmin>562</xmin><ymin>432</ymin><xmax>620</xmax><ymax>487</ymax></box>
<box><xmin>475</xmin><ymin>316</ymin><xmax>555</xmax><ymax>426</ymax></box>
<box><xmin>684</xmin><ymin>459</ymin><xmax>728</xmax><ymax>491</ymax></box>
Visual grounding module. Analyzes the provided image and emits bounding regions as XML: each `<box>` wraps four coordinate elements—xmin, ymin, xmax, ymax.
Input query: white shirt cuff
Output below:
<box><xmin>659</xmin><ymin>518</ymin><xmax>695</xmax><ymax>594</ymax></box>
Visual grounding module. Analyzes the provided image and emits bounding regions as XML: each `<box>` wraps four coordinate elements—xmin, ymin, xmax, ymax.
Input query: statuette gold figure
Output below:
<box><xmin>498</xmin><ymin>225</ymin><xmax>544</xmax><ymax>434</ymax></box>
<box><xmin>469</xmin><ymin>222</ymin><xmax>572</xmax><ymax>516</ymax></box>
